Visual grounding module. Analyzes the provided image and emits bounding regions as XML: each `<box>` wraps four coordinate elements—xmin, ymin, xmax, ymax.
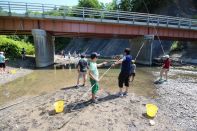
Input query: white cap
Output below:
<box><xmin>0</xmin><ymin>52</ymin><xmax>3</xmax><ymax>54</ymax></box>
<box><xmin>164</xmin><ymin>55</ymin><xmax>169</xmax><ymax>58</ymax></box>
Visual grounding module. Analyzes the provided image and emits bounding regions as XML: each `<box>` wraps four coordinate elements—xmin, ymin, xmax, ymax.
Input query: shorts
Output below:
<box><xmin>118</xmin><ymin>72</ymin><xmax>130</xmax><ymax>88</ymax></box>
<box><xmin>79</xmin><ymin>72</ymin><xmax>87</xmax><ymax>78</ymax></box>
<box><xmin>162</xmin><ymin>68</ymin><xmax>169</xmax><ymax>71</ymax></box>
<box><xmin>0</xmin><ymin>63</ymin><xmax>5</xmax><ymax>68</ymax></box>
<box><xmin>90</xmin><ymin>78</ymin><xmax>99</xmax><ymax>94</ymax></box>
<box><xmin>130</xmin><ymin>73</ymin><xmax>136</xmax><ymax>77</ymax></box>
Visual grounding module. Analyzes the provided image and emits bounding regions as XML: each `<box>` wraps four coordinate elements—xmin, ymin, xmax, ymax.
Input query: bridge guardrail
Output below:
<box><xmin>0</xmin><ymin>1</ymin><xmax>197</xmax><ymax>30</ymax></box>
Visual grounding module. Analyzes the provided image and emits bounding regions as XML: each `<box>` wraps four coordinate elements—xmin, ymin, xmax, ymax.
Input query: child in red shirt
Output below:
<box><xmin>160</xmin><ymin>55</ymin><xmax>171</xmax><ymax>81</ymax></box>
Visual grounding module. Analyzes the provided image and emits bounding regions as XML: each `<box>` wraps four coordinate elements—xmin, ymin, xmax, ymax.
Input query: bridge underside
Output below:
<box><xmin>0</xmin><ymin>17</ymin><xmax>197</xmax><ymax>41</ymax></box>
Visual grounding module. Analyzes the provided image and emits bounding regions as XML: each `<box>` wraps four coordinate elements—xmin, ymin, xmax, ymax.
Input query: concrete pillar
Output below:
<box><xmin>32</xmin><ymin>29</ymin><xmax>55</xmax><ymax>67</ymax></box>
<box><xmin>130</xmin><ymin>36</ymin><xmax>154</xmax><ymax>65</ymax></box>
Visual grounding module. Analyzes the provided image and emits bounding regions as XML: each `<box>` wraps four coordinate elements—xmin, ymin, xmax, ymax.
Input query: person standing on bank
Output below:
<box><xmin>0</xmin><ymin>52</ymin><xmax>6</xmax><ymax>73</ymax></box>
<box><xmin>159</xmin><ymin>55</ymin><xmax>171</xmax><ymax>81</ymax></box>
<box><xmin>113</xmin><ymin>48</ymin><xmax>132</xmax><ymax>97</ymax></box>
<box><xmin>21</xmin><ymin>48</ymin><xmax>26</xmax><ymax>60</ymax></box>
<box><xmin>76</xmin><ymin>54</ymin><xmax>88</xmax><ymax>87</ymax></box>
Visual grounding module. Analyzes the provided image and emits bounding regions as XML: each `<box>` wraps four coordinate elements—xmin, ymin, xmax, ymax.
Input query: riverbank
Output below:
<box><xmin>0</xmin><ymin>57</ymin><xmax>35</xmax><ymax>86</ymax></box>
<box><xmin>153</xmin><ymin>69</ymin><xmax>197</xmax><ymax>130</ymax></box>
<box><xmin>0</xmin><ymin>67</ymin><xmax>196</xmax><ymax>130</ymax></box>
<box><xmin>0</xmin><ymin>61</ymin><xmax>197</xmax><ymax>131</ymax></box>
<box><xmin>0</xmin><ymin>86</ymin><xmax>180</xmax><ymax>131</ymax></box>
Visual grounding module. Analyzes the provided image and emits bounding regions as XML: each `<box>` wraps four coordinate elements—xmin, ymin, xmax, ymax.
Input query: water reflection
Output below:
<box><xmin>0</xmin><ymin>65</ymin><xmax>157</xmax><ymax>105</ymax></box>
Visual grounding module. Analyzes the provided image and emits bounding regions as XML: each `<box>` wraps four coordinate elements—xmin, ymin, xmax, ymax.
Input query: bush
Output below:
<box><xmin>170</xmin><ymin>41</ymin><xmax>184</xmax><ymax>52</ymax></box>
<box><xmin>0</xmin><ymin>35</ymin><xmax>35</xmax><ymax>58</ymax></box>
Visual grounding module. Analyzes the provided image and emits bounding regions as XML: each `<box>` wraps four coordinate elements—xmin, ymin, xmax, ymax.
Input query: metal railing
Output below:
<box><xmin>0</xmin><ymin>1</ymin><xmax>197</xmax><ymax>30</ymax></box>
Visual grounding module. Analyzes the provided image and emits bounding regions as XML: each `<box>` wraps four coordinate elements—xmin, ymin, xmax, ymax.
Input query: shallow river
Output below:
<box><xmin>0</xmin><ymin>66</ymin><xmax>157</xmax><ymax>106</ymax></box>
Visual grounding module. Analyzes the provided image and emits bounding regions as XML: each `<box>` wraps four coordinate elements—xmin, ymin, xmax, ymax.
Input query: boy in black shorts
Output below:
<box><xmin>113</xmin><ymin>48</ymin><xmax>132</xmax><ymax>97</ymax></box>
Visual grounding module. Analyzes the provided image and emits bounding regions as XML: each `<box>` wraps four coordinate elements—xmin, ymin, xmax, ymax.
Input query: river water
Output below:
<box><xmin>0</xmin><ymin>65</ymin><xmax>157</xmax><ymax>106</ymax></box>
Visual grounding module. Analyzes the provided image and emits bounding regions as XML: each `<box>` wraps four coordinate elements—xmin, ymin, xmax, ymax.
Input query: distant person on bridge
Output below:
<box><xmin>129</xmin><ymin>60</ymin><xmax>136</xmax><ymax>82</ymax></box>
<box><xmin>159</xmin><ymin>55</ymin><xmax>171</xmax><ymax>82</ymax></box>
<box><xmin>76</xmin><ymin>54</ymin><xmax>88</xmax><ymax>88</ymax></box>
<box><xmin>0</xmin><ymin>52</ymin><xmax>6</xmax><ymax>73</ymax></box>
<box><xmin>113</xmin><ymin>48</ymin><xmax>132</xmax><ymax>97</ymax></box>
<box><xmin>21</xmin><ymin>48</ymin><xmax>26</xmax><ymax>60</ymax></box>
<box><xmin>89</xmin><ymin>52</ymin><xmax>107</xmax><ymax>104</ymax></box>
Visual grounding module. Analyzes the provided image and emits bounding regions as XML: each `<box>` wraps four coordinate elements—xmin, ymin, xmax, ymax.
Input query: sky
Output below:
<box><xmin>5</xmin><ymin>0</ymin><xmax>113</xmax><ymax>6</ymax></box>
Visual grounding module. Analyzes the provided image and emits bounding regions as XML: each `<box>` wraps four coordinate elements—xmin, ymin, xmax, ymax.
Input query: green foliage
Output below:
<box><xmin>55</xmin><ymin>37</ymin><xmax>71</xmax><ymax>52</ymax></box>
<box><xmin>105</xmin><ymin>0</ymin><xmax>119</xmax><ymax>10</ymax></box>
<box><xmin>119</xmin><ymin>0</ymin><xmax>133</xmax><ymax>12</ymax></box>
<box><xmin>0</xmin><ymin>35</ymin><xmax>34</xmax><ymax>58</ymax></box>
<box><xmin>78</xmin><ymin>0</ymin><xmax>101</xmax><ymax>9</ymax></box>
<box><xmin>170</xmin><ymin>41</ymin><xmax>184</xmax><ymax>52</ymax></box>
<box><xmin>7</xmin><ymin>35</ymin><xmax>34</xmax><ymax>44</ymax></box>
<box><xmin>119</xmin><ymin>0</ymin><xmax>168</xmax><ymax>13</ymax></box>
<box><xmin>193</xmin><ymin>15</ymin><xmax>197</xmax><ymax>19</ymax></box>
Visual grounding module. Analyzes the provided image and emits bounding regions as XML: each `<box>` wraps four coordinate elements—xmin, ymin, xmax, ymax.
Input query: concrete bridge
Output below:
<box><xmin>0</xmin><ymin>1</ymin><xmax>197</xmax><ymax>67</ymax></box>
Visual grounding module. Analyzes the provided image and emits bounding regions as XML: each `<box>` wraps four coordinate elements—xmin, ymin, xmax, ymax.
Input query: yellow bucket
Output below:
<box><xmin>10</xmin><ymin>69</ymin><xmax>16</xmax><ymax>74</ymax></box>
<box><xmin>54</xmin><ymin>100</ymin><xmax>64</xmax><ymax>113</ymax></box>
<box><xmin>146</xmin><ymin>104</ymin><xmax>158</xmax><ymax>117</ymax></box>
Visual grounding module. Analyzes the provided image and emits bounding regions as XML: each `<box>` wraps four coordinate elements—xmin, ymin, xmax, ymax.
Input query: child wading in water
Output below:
<box><xmin>89</xmin><ymin>52</ymin><xmax>107</xmax><ymax>103</ymax></box>
<box><xmin>159</xmin><ymin>55</ymin><xmax>171</xmax><ymax>81</ymax></box>
<box><xmin>76</xmin><ymin>53</ymin><xmax>88</xmax><ymax>87</ymax></box>
<box><xmin>129</xmin><ymin>60</ymin><xmax>136</xmax><ymax>82</ymax></box>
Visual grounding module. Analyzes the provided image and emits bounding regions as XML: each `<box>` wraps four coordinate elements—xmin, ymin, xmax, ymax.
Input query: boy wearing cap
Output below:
<box><xmin>129</xmin><ymin>60</ymin><xmax>136</xmax><ymax>82</ymax></box>
<box><xmin>160</xmin><ymin>55</ymin><xmax>171</xmax><ymax>81</ymax></box>
<box><xmin>76</xmin><ymin>54</ymin><xmax>88</xmax><ymax>87</ymax></box>
<box><xmin>89</xmin><ymin>52</ymin><xmax>107</xmax><ymax>103</ymax></box>
<box><xmin>0</xmin><ymin>52</ymin><xmax>6</xmax><ymax>73</ymax></box>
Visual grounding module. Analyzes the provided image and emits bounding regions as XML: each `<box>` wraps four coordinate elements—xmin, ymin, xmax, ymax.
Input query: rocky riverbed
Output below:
<box><xmin>0</xmin><ymin>86</ymin><xmax>180</xmax><ymax>131</ymax></box>
<box><xmin>0</xmin><ymin>67</ymin><xmax>196</xmax><ymax>131</ymax></box>
<box><xmin>153</xmin><ymin>69</ymin><xmax>197</xmax><ymax>131</ymax></box>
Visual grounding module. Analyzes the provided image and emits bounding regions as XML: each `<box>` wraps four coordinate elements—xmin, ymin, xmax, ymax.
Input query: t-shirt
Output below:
<box><xmin>21</xmin><ymin>49</ymin><xmax>26</xmax><ymax>54</ymax></box>
<box><xmin>89</xmin><ymin>61</ymin><xmax>99</xmax><ymax>80</ymax></box>
<box><xmin>130</xmin><ymin>64</ymin><xmax>136</xmax><ymax>73</ymax></box>
<box><xmin>0</xmin><ymin>54</ymin><xmax>5</xmax><ymax>63</ymax></box>
<box><xmin>77</xmin><ymin>58</ymin><xmax>88</xmax><ymax>72</ymax></box>
<box><xmin>163</xmin><ymin>59</ymin><xmax>171</xmax><ymax>69</ymax></box>
<box><xmin>121</xmin><ymin>55</ymin><xmax>132</xmax><ymax>74</ymax></box>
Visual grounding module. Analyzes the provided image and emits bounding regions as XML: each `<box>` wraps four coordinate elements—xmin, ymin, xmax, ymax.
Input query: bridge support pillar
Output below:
<box><xmin>32</xmin><ymin>29</ymin><xmax>55</xmax><ymax>67</ymax></box>
<box><xmin>130</xmin><ymin>36</ymin><xmax>154</xmax><ymax>65</ymax></box>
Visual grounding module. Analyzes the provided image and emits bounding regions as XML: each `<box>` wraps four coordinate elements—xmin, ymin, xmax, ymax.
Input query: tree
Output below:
<box><xmin>119</xmin><ymin>0</ymin><xmax>134</xmax><ymax>12</ymax></box>
<box><xmin>78</xmin><ymin>0</ymin><xmax>101</xmax><ymax>9</ymax></box>
<box><xmin>105</xmin><ymin>0</ymin><xmax>119</xmax><ymax>10</ymax></box>
<box><xmin>119</xmin><ymin>0</ymin><xmax>167</xmax><ymax>13</ymax></box>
